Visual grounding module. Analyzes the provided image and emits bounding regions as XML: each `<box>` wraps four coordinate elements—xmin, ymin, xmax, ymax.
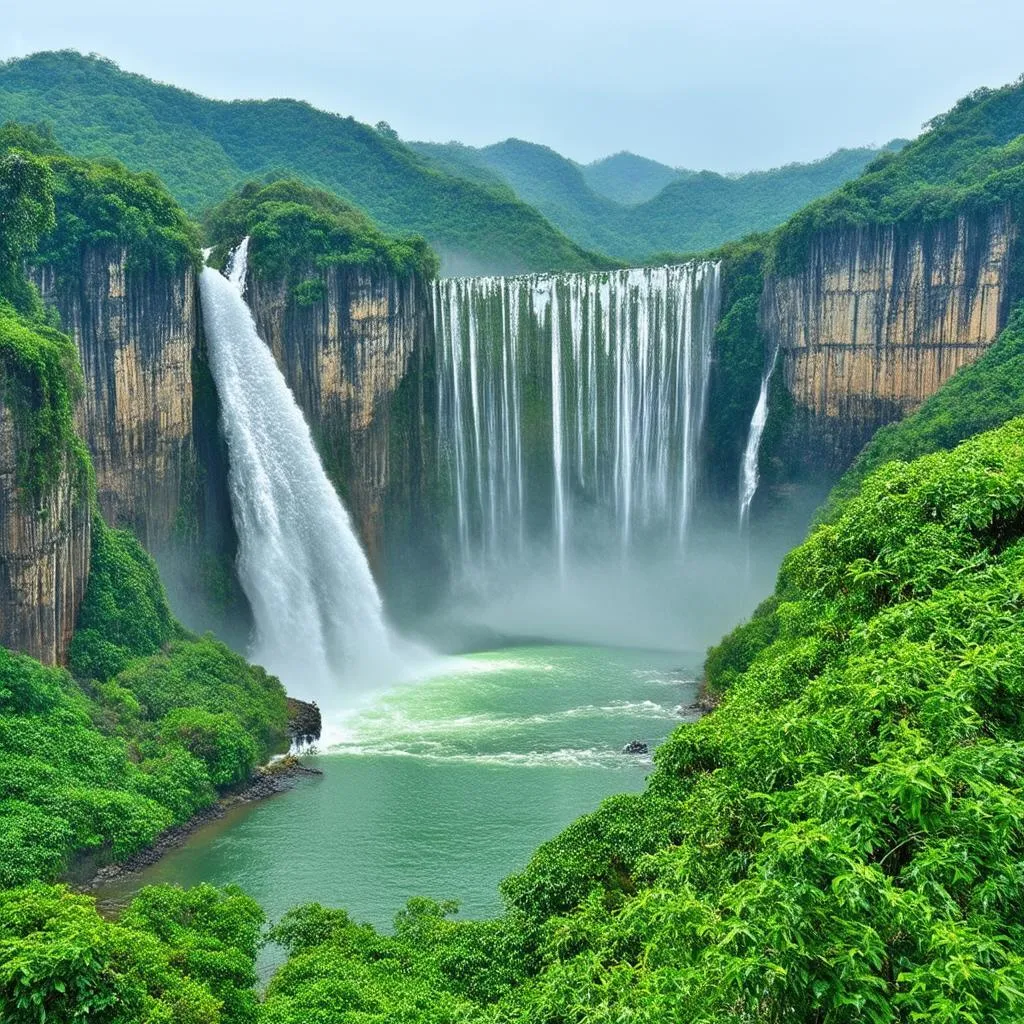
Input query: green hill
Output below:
<box><xmin>581</xmin><ymin>150</ymin><xmax>691</xmax><ymax>204</ymax></box>
<box><xmin>772</xmin><ymin>75</ymin><xmax>1024</xmax><ymax>273</ymax></box>
<box><xmin>413</xmin><ymin>135</ymin><xmax>903</xmax><ymax>261</ymax></box>
<box><xmin>0</xmin><ymin>50</ymin><xmax>609</xmax><ymax>275</ymax></box>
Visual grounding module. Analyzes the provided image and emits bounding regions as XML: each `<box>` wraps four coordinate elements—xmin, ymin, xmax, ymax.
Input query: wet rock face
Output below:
<box><xmin>287</xmin><ymin>696</ymin><xmax>322</xmax><ymax>745</ymax></box>
<box><xmin>763</xmin><ymin>207</ymin><xmax>1019</xmax><ymax>473</ymax></box>
<box><xmin>0</xmin><ymin>404</ymin><xmax>91</xmax><ymax>665</ymax></box>
<box><xmin>245</xmin><ymin>265</ymin><xmax>436</xmax><ymax>588</ymax></box>
<box><xmin>31</xmin><ymin>249</ymin><xmax>198</xmax><ymax>549</ymax></box>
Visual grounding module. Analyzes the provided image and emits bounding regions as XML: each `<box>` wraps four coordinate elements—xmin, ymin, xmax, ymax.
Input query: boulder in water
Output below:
<box><xmin>623</xmin><ymin>739</ymin><xmax>649</xmax><ymax>755</ymax></box>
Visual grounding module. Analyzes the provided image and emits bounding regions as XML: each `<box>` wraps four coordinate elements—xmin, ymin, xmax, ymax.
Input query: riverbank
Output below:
<box><xmin>76</xmin><ymin>756</ymin><xmax>323</xmax><ymax>892</ymax></box>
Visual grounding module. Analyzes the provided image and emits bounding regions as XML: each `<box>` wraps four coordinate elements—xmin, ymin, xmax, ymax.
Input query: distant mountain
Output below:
<box><xmin>581</xmin><ymin>152</ymin><xmax>692</xmax><ymax>205</ymax></box>
<box><xmin>412</xmin><ymin>136</ymin><xmax>906</xmax><ymax>261</ymax></box>
<box><xmin>0</xmin><ymin>50</ymin><xmax>610</xmax><ymax>275</ymax></box>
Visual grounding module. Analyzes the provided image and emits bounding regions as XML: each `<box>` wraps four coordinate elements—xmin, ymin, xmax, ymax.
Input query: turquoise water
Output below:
<box><xmin>96</xmin><ymin>645</ymin><xmax>699</xmax><ymax>972</ymax></box>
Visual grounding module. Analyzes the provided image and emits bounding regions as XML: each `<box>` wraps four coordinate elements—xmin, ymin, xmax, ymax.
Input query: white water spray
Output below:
<box><xmin>738</xmin><ymin>348</ymin><xmax>780</xmax><ymax>531</ymax></box>
<box><xmin>199</xmin><ymin>239</ymin><xmax>401</xmax><ymax>703</ymax></box>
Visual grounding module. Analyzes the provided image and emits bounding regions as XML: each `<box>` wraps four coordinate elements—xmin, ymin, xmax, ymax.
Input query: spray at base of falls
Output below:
<box><xmin>199</xmin><ymin>239</ymin><xmax>408</xmax><ymax>705</ymax></box>
<box><xmin>435</xmin><ymin>263</ymin><xmax>722</xmax><ymax>586</ymax></box>
<box><xmin>738</xmin><ymin>347</ymin><xmax>780</xmax><ymax>531</ymax></box>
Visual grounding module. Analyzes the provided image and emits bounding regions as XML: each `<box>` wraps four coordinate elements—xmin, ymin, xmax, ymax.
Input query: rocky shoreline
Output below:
<box><xmin>80</xmin><ymin>756</ymin><xmax>322</xmax><ymax>891</ymax></box>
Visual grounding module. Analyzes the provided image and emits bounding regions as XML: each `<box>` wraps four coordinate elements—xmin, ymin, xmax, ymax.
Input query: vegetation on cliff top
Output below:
<box><xmin>206</xmin><ymin>177</ymin><xmax>439</xmax><ymax>283</ymax></box>
<box><xmin>0</xmin><ymin>136</ymin><xmax>90</xmax><ymax>500</ymax></box>
<box><xmin>0</xmin><ymin>51</ymin><xmax>610</xmax><ymax>274</ymax></box>
<box><xmin>771</xmin><ymin>74</ymin><xmax>1024</xmax><ymax>273</ymax></box>
<box><xmin>1</xmin><ymin>121</ymin><xmax>200</xmax><ymax>275</ymax></box>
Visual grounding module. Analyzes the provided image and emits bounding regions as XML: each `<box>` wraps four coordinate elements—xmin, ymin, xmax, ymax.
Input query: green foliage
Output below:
<box><xmin>0</xmin><ymin>301</ymin><xmax>89</xmax><ymax>501</ymax></box>
<box><xmin>206</xmin><ymin>177</ymin><xmax>438</xmax><ymax>281</ymax></box>
<box><xmin>1</xmin><ymin>514</ymin><xmax>286</xmax><ymax>884</ymax></box>
<box><xmin>0</xmin><ymin>51</ymin><xmax>607</xmax><ymax>274</ymax></box>
<box><xmin>70</xmin><ymin>518</ymin><xmax>177</xmax><ymax>681</ymax></box>
<box><xmin>0</xmin><ymin>145</ymin><xmax>54</xmax><ymax>308</ymax></box>
<box><xmin>771</xmin><ymin>76</ymin><xmax>1024</xmax><ymax>274</ymax></box>
<box><xmin>701</xmin><ymin>234</ymin><xmax>771</xmax><ymax>487</ymax></box>
<box><xmin>262</xmin><ymin>419</ymin><xmax>1024</xmax><ymax>1022</ymax></box>
<box><xmin>1</xmin><ymin>120</ymin><xmax>200</xmax><ymax>276</ymax></box>
<box><xmin>826</xmin><ymin>299</ymin><xmax>1024</xmax><ymax>514</ymax></box>
<box><xmin>160</xmin><ymin>708</ymin><xmax>258</xmax><ymax>788</ymax></box>
<box><xmin>413</xmin><ymin>137</ymin><xmax>899</xmax><ymax>261</ymax></box>
<box><xmin>0</xmin><ymin>882</ymin><xmax>261</xmax><ymax>1023</ymax></box>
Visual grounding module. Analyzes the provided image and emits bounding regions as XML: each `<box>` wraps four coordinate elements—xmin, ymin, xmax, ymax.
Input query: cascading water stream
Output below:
<box><xmin>199</xmin><ymin>239</ymin><xmax>401</xmax><ymax>704</ymax></box>
<box><xmin>435</xmin><ymin>262</ymin><xmax>721</xmax><ymax>583</ymax></box>
<box><xmin>738</xmin><ymin>347</ymin><xmax>780</xmax><ymax>531</ymax></box>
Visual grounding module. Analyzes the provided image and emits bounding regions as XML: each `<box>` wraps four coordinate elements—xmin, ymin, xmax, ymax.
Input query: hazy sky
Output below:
<box><xmin>2</xmin><ymin>0</ymin><xmax>1023</xmax><ymax>171</ymax></box>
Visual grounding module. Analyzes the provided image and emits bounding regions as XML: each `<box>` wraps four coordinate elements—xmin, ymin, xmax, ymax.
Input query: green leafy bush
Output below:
<box><xmin>70</xmin><ymin>518</ymin><xmax>177</xmax><ymax>681</ymax></box>
<box><xmin>160</xmin><ymin>708</ymin><xmax>258</xmax><ymax>788</ymax></box>
<box><xmin>206</xmin><ymin>177</ymin><xmax>439</xmax><ymax>281</ymax></box>
<box><xmin>0</xmin><ymin>882</ymin><xmax>261</xmax><ymax>1024</ymax></box>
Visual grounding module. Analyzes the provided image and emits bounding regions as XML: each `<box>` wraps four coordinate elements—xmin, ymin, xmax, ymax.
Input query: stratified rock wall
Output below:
<box><xmin>762</xmin><ymin>206</ymin><xmax>1019</xmax><ymax>473</ymax></box>
<box><xmin>245</xmin><ymin>266</ymin><xmax>438</xmax><ymax>596</ymax></box>
<box><xmin>31</xmin><ymin>249</ymin><xmax>197</xmax><ymax>548</ymax></box>
<box><xmin>0</xmin><ymin>404</ymin><xmax>90</xmax><ymax>665</ymax></box>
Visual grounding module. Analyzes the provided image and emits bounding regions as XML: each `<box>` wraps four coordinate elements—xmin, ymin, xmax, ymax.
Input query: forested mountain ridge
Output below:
<box><xmin>0</xmin><ymin>50</ymin><xmax>610</xmax><ymax>275</ymax></box>
<box><xmin>410</xmin><ymin>135</ymin><xmax>903</xmax><ymax>260</ymax></box>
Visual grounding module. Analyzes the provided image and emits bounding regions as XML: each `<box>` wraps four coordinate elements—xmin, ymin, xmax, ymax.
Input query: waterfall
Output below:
<box><xmin>199</xmin><ymin>239</ymin><xmax>398</xmax><ymax>703</ymax></box>
<box><xmin>738</xmin><ymin>348</ymin><xmax>780</xmax><ymax>531</ymax></box>
<box><xmin>435</xmin><ymin>262</ymin><xmax>721</xmax><ymax>582</ymax></box>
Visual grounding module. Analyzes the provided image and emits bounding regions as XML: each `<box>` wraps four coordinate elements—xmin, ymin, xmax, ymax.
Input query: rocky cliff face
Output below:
<box><xmin>31</xmin><ymin>249</ymin><xmax>197</xmax><ymax>549</ymax></box>
<box><xmin>0</xmin><ymin>404</ymin><xmax>90</xmax><ymax>665</ymax></box>
<box><xmin>761</xmin><ymin>206</ymin><xmax>1019</xmax><ymax>474</ymax></box>
<box><xmin>245</xmin><ymin>266</ymin><xmax>439</xmax><ymax>600</ymax></box>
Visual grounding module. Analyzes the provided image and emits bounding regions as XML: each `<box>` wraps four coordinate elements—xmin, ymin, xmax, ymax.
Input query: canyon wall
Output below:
<box><xmin>245</xmin><ymin>266</ymin><xmax>440</xmax><ymax>604</ymax></box>
<box><xmin>761</xmin><ymin>206</ymin><xmax>1020</xmax><ymax>475</ymax></box>
<box><xmin>31</xmin><ymin>248</ymin><xmax>198</xmax><ymax>549</ymax></box>
<box><xmin>0</xmin><ymin>404</ymin><xmax>90</xmax><ymax>665</ymax></box>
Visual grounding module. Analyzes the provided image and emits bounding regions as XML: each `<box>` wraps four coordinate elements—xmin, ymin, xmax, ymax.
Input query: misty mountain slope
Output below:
<box><xmin>415</xmin><ymin>134</ymin><xmax>904</xmax><ymax>260</ymax></box>
<box><xmin>0</xmin><ymin>50</ymin><xmax>610</xmax><ymax>274</ymax></box>
<box><xmin>582</xmin><ymin>151</ymin><xmax>692</xmax><ymax>204</ymax></box>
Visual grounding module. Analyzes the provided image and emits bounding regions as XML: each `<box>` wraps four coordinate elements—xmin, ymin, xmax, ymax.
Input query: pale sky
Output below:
<box><xmin>2</xmin><ymin>0</ymin><xmax>1023</xmax><ymax>171</ymax></box>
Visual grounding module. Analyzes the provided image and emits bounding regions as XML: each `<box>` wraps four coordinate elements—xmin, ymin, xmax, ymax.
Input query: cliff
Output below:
<box><xmin>761</xmin><ymin>206</ymin><xmax>1020</xmax><ymax>475</ymax></box>
<box><xmin>31</xmin><ymin>248</ymin><xmax>198</xmax><ymax>549</ymax></box>
<box><xmin>244</xmin><ymin>265</ymin><xmax>439</xmax><ymax>600</ymax></box>
<box><xmin>0</xmin><ymin>399</ymin><xmax>90</xmax><ymax>667</ymax></box>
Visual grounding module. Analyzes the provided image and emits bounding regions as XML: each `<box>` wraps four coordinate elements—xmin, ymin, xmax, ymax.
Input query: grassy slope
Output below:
<box><xmin>413</xmin><ymin>136</ymin><xmax>899</xmax><ymax>261</ymax></box>
<box><xmin>0</xmin><ymin>51</ymin><xmax>608</xmax><ymax>275</ymax></box>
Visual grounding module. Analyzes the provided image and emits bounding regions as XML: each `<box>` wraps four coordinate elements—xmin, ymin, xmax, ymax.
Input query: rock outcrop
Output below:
<box><xmin>31</xmin><ymin>248</ymin><xmax>198</xmax><ymax>549</ymax></box>
<box><xmin>762</xmin><ymin>206</ymin><xmax>1019</xmax><ymax>474</ymax></box>
<box><xmin>0</xmin><ymin>404</ymin><xmax>91</xmax><ymax>665</ymax></box>
<box><xmin>245</xmin><ymin>265</ymin><xmax>439</xmax><ymax>598</ymax></box>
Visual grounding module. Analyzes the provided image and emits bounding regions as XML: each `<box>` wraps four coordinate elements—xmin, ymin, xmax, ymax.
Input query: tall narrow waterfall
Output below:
<box><xmin>435</xmin><ymin>263</ymin><xmax>721</xmax><ymax>582</ymax></box>
<box><xmin>738</xmin><ymin>348</ymin><xmax>779</xmax><ymax>530</ymax></box>
<box><xmin>199</xmin><ymin>240</ymin><xmax>396</xmax><ymax>702</ymax></box>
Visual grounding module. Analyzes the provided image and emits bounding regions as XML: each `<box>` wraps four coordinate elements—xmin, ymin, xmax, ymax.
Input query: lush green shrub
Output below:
<box><xmin>0</xmin><ymin>882</ymin><xmax>261</xmax><ymax>1024</ymax></box>
<box><xmin>70</xmin><ymin>518</ymin><xmax>177</xmax><ymax>681</ymax></box>
<box><xmin>160</xmin><ymin>708</ymin><xmax>258</xmax><ymax>788</ymax></box>
<box><xmin>206</xmin><ymin>176</ymin><xmax>439</xmax><ymax>281</ymax></box>
<box><xmin>2</xmin><ymin>120</ymin><xmax>200</xmax><ymax>276</ymax></box>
